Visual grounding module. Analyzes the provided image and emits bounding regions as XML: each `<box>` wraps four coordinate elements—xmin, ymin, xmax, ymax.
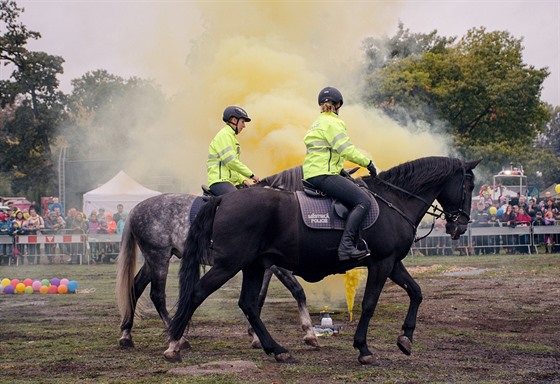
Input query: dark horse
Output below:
<box><xmin>164</xmin><ymin>157</ymin><xmax>479</xmax><ymax>364</ymax></box>
<box><xmin>115</xmin><ymin>166</ymin><xmax>319</xmax><ymax>349</ymax></box>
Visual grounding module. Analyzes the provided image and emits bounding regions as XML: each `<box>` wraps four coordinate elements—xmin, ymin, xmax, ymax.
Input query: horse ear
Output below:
<box><xmin>464</xmin><ymin>159</ymin><xmax>482</xmax><ymax>170</ymax></box>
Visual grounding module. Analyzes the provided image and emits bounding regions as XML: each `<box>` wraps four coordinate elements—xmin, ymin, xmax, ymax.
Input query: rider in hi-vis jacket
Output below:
<box><xmin>303</xmin><ymin>87</ymin><xmax>378</xmax><ymax>261</ymax></box>
<box><xmin>207</xmin><ymin>106</ymin><xmax>260</xmax><ymax>196</ymax></box>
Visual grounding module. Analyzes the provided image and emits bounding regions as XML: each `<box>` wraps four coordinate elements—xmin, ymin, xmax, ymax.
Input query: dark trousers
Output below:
<box><xmin>209</xmin><ymin>181</ymin><xmax>238</xmax><ymax>196</ymax></box>
<box><xmin>306</xmin><ymin>174</ymin><xmax>371</xmax><ymax>211</ymax></box>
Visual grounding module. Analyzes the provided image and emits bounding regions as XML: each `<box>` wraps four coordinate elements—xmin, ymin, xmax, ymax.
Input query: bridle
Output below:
<box><xmin>366</xmin><ymin>167</ymin><xmax>472</xmax><ymax>242</ymax></box>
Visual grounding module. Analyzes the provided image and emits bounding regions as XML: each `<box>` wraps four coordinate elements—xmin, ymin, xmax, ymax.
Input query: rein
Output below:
<box><xmin>365</xmin><ymin>169</ymin><xmax>470</xmax><ymax>243</ymax></box>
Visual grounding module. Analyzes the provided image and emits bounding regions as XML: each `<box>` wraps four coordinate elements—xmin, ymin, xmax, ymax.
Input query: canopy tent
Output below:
<box><xmin>83</xmin><ymin>171</ymin><xmax>161</xmax><ymax>216</ymax></box>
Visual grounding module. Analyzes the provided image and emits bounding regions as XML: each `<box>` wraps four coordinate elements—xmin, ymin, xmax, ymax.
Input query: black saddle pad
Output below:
<box><xmin>189</xmin><ymin>196</ymin><xmax>207</xmax><ymax>225</ymax></box>
<box><xmin>295</xmin><ymin>191</ymin><xmax>379</xmax><ymax>230</ymax></box>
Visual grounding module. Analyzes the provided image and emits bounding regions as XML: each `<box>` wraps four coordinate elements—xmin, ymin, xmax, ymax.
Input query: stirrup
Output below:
<box><xmin>357</xmin><ymin>239</ymin><xmax>371</xmax><ymax>256</ymax></box>
<box><xmin>339</xmin><ymin>240</ymin><xmax>370</xmax><ymax>261</ymax></box>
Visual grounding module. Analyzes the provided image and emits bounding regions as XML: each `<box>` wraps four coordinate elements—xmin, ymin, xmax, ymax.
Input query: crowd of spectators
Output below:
<box><xmin>0</xmin><ymin>201</ymin><xmax>127</xmax><ymax>266</ymax></box>
<box><xmin>470</xmin><ymin>191</ymin><xmax>559</xmax><ymax>254</ymax></box>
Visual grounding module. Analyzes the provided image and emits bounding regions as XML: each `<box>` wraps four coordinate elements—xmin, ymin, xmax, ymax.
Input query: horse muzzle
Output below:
<box><xmin>446</xmin><ymin>222</ymin><xmax>467</xmax><ymax>240</ymax></box>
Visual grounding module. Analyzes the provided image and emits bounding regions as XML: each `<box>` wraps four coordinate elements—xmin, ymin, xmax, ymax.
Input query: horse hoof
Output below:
<box><xmin>274</xmin><ymin>352</ymin><xmax>295</xmax><ymax>363</ymax></box>
<box><xmin>163</xmin><ymin>350</ymin><xmax>182</xmax><ymax>363</ymax></box>
<box><xmin>397</xmin><ymin>335</ymin><xmax>412</xmax><ymax>356</ymax></box>
<box><xmin>119</xmin><ymin>338</ymin><xmax>135</xmax><ymax>349</ymax></box>
<box><xmin>358</xmin><ymin>354</ymin><xmax>380</xmax><ymax>366</ymax></box>
<box><xmin>251</xmin><ymin>340</ymin><xmax>262</xmax><ymax>349</ymax></box>
<box><xmin>304</xmin><ymin>336</ymin><xmax>320</xmax><ymax>348</ymax></box>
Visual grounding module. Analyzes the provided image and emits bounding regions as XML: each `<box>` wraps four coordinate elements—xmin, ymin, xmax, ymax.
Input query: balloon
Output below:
<box><xmin>67</xmin><ymin>280</ymin><xmax>78</xmax><ymax>293</ymax></box>
<box><xmin>60</xmin><ymin>278</ymin><xmax>69</xmax><ymax>286</ymax></box>
<box><xmin>50</xmin><ymin>278</ymin><xmax>60</xmax><ymax>287</ymax></box>
<box><xmin>41</xmin><ymin>279</ymin><xmax>50</xmax><ymax>287</ymax></box>
<box><xmin>11</xmin><ymin>279</ymin><xmax>20</xmax><ymax>287</ymax></box>
<box><xmin>57</xmin><ymin>285</ymin><xmax>68</xmax><ymax>294</ymax></box>
<box><xmin>32</xmin><ymin>281</ymin><xmax>42</xmax><ymax>291</ymax></box>
<box><xmin>39</xmin><ymin>286</ymin><xmax>49</xmax><ymax>294</ymax></box>
<box><xmin>488</xmin><ymin>206</ymin><xmax>497</xmax><ymax>215</ymax></box>
<box><xmin>24</xmin><ymin>286</ymin><xmax>34</xmax><ymax>294</ymax></box>
<box><xmin>555</xmin><ymin>184</ymin><xmax>560</xmax><ymax>194</ymax></box>
<box><xmin>23</xmin><ymin>278</ymin><xmax>33</xmax><ymax>287</ymax></box>
<box><xmin>4</xmin><ymin>285</ymin><xmax>15</xmax><ymax>294</ymax></box>
<box><xmin>15</xmin><ymin>283</ymin><xmax>26</xmax><ymax>293</ymax></box>
<box><xmin>1</xmin><ymin>278</ymin><xmax>11</xmax><ymax>287</ymax></box>
<box><xmin>48</xmin><ymin>285</ymin><xmax>58</xmax><ymax>294</ymax></box>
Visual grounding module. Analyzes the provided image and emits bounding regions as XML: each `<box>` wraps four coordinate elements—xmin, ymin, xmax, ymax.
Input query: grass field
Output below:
<box><xmin>1</xmin><ymin>253</ymin><xmax>559</xmax><ymax>383</ymax></box>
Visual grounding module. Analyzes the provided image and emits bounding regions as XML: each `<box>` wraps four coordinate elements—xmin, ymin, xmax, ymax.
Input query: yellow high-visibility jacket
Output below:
<box><xmin>207</xmin><ymin>126</ymin><xmax>254</xmax><ymax>187</ymax></box>
<box><xmin>303</xmin><ymin>112</ymin><xmax>371</xmax><ymax>179</ymax></box>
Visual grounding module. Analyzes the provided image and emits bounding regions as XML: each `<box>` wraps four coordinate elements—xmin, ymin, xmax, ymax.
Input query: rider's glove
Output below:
<box><xmin>367</xmin><ymin>161</ymin><xmax>377</xmax><ymax>177</ymax></box>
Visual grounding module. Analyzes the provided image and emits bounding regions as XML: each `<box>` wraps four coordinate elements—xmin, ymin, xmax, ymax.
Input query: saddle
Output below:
<box><xmin>297</xmin><ymin>179</ymin><xmax>379</xmax><ymax>230</ymax></box>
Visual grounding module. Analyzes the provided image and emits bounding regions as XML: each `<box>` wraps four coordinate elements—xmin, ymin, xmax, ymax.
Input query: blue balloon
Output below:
<box><xmin>67</xmin><ymin>280</ymin><xmax>78</xmax><ymax>293</ymax></box>
<box><xmin>496</xmin><ymin>208</ymin><xmax>503</xmax><ymax>218</ymax></box>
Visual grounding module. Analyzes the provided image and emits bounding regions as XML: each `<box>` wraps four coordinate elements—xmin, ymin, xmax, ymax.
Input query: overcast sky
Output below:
<box><xmin>14</xmin><ymin>0</ymin><xmax>560</xmax><ymax>107</ymax></box>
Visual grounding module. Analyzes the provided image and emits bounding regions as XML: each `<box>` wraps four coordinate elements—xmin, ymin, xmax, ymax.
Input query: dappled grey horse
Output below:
<box><xmin>116</xmin><ymin>167</ymin><xmax>319</xmax><ymax>349</ymax></box>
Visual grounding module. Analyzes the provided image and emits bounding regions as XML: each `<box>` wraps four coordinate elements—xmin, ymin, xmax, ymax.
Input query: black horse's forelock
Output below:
<box><xmin>376</xmin><ymin>156</ymin><xmax>465</xmax><ymax>194</ymax></box>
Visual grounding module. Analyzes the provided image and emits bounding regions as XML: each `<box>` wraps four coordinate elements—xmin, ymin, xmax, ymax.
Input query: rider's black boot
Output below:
<box><xmin>338</xmin><ymin>204</ymin><xmax>370</xmax><ymax>261</ymax></box>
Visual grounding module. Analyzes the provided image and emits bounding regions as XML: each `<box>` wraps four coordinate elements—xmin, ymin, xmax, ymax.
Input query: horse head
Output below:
<box><xmin>437</xmin><ymin>159</ymin><xmax>481</xmax><ymax>239</ymax></box>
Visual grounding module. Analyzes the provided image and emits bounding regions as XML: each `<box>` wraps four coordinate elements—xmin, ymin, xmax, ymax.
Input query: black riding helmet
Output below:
<box><xmin>222</xmin><ymin>106</ymin><xmax>251</xmax><ymax>123</ymax></box>
<box><xmin>318</xmin><ymin>87</ymin><xmax>343</xmax><ymax>106</ymax></box>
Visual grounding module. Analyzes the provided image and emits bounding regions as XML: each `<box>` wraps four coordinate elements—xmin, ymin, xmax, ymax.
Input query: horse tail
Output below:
<box><xmin>168</xmin><ymin>196</ymin><xmax>220</xmax><ymax>341</ymax></box>
<box><xmin>115</xmin><ymin>217</ymin><xmax>138</xmax><ymax>328</ymax></box>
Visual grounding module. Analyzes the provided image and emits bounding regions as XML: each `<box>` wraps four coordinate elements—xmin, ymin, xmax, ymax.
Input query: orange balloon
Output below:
<box><xmin>39</xmin><ymin>285</ymin><xmax>49</xmax><ymax>294</ymax></box>
<box><xmin>15</xmin><ymin>283</ymin><xmax>26</xmax><ymax>294</ymax></box>
<box><xmin>57</xmin><ymin>285</ymin><xmax>68</xmax><ymax>294</ymax></box>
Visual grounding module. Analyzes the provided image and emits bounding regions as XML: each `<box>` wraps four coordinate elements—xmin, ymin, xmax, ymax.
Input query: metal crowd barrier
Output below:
<box><xmin>3</xmin><ymin>222</ymin><xmax>560</xmax><ymax>266</ymax></box>
<box><xmin>1</xmin><ymin>230</ymin><xmax>121</xmax><ymax>266</ymax></box>
<box><xmin>411</xmin><ymin>222</ymin><xmax>560</xmax><ymax>256</ymax></box>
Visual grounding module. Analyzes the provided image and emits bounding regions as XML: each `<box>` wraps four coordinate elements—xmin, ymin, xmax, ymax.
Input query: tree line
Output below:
<box><xmin>0</xmin><ymin>2</ymin><xmax>558</xmax><ymax>201</ymax></box>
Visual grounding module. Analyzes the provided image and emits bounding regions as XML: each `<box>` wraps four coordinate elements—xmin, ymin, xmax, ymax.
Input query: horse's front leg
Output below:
<box><xmin>389</xmin><ymin>261</ymin><xmax>423</xmax><ymax>356</ymax></box>
<box><xmin>353</xmin><ymin>263</ymin><xmax>391</xmax><ymax>365</ymax></box>
<box><xmin>239</xmin><ymin>263</ymin><xmax>294</xmax><ymax>362</ymax></box>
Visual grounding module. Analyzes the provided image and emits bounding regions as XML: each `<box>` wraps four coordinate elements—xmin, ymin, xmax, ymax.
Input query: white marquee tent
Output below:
<box><xmin>83</xmin><ymin>171</ymin><xmax>161</xmax><ymax>215</ymax></box>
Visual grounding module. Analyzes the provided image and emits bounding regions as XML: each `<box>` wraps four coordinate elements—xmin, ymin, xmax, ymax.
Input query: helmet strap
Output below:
<box><xmin>227</xmin><ymin>119</ymin><xmax>239</xmax><ymax>135</ymax></box>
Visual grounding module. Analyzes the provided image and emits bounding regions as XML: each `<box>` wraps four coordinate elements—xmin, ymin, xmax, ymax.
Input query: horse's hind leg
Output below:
<box><xmin>248</xmin><ymin>268</ymin><xmax>274</xmax><ymax>349</ymax></box>
<box><xmin>248</xmin><ymin>266</ymin><xmax>318</xmax><ymax>349</ymax></box>
<box><xmin>164</xmin><ymin>266</ymin><xmax>240</xmax><ymax>362</ymax></box>
<box><xmin>119</xmin><ymin>264</ymin><xmax>151</xmax><ymax>348</ymax></box>
<box><xmin>389</xmin><ymin>261</ymin><xmax>423</xmax><ymax>356</ymax></box>
<box><xmin>271</xmin><ymin>266</ymin><xmax>319</xmax><ymax>348</ymax></box>
<box><xmin>148</xmin><ymin>253</ymin><xmax>190</xmax><ymax>350</ymax></box>
<box><xmin>239</xmin><ymin>263</ymin><xmax>293</xmax><ymax>362</ymax></box>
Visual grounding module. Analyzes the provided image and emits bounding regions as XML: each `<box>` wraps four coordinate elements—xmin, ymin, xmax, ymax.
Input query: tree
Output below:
<box><xmin>362</xmin><ymin>25</ymin><xmax>553</xmax><ymax>186</ymax></box>
<box><xmin>0</xmin><ymin>0</ymin><xmax>65</xmax><ymax>198</ymax></box>
<box><xmin>62</xmin><ymin>69</ymin><xmax>167</xmax><ymax>161</ymax></box>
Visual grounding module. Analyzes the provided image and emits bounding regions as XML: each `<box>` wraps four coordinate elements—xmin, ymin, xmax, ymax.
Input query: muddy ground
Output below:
<box><xmin>1</xmin><ymin>253</ymin><xmax>559</xmax><ymax>383</ymax></box>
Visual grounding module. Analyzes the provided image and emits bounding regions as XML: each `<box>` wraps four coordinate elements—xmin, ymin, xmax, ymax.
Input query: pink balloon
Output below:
<box><xmin>32</xmin><ymin>280</ymin><xmax>42</xmax><ymax>291</ymax></box>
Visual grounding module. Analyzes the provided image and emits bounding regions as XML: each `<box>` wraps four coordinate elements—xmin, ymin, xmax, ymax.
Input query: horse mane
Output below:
<box><xmin>261</xmin><ymin>165</ymin><xmax>304</xmax><ymax>192</ymax></box>
<box><xmin>374</xmin><ymin>156</ymin><xmax>464</xmax><ymax>194</ymax></box>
